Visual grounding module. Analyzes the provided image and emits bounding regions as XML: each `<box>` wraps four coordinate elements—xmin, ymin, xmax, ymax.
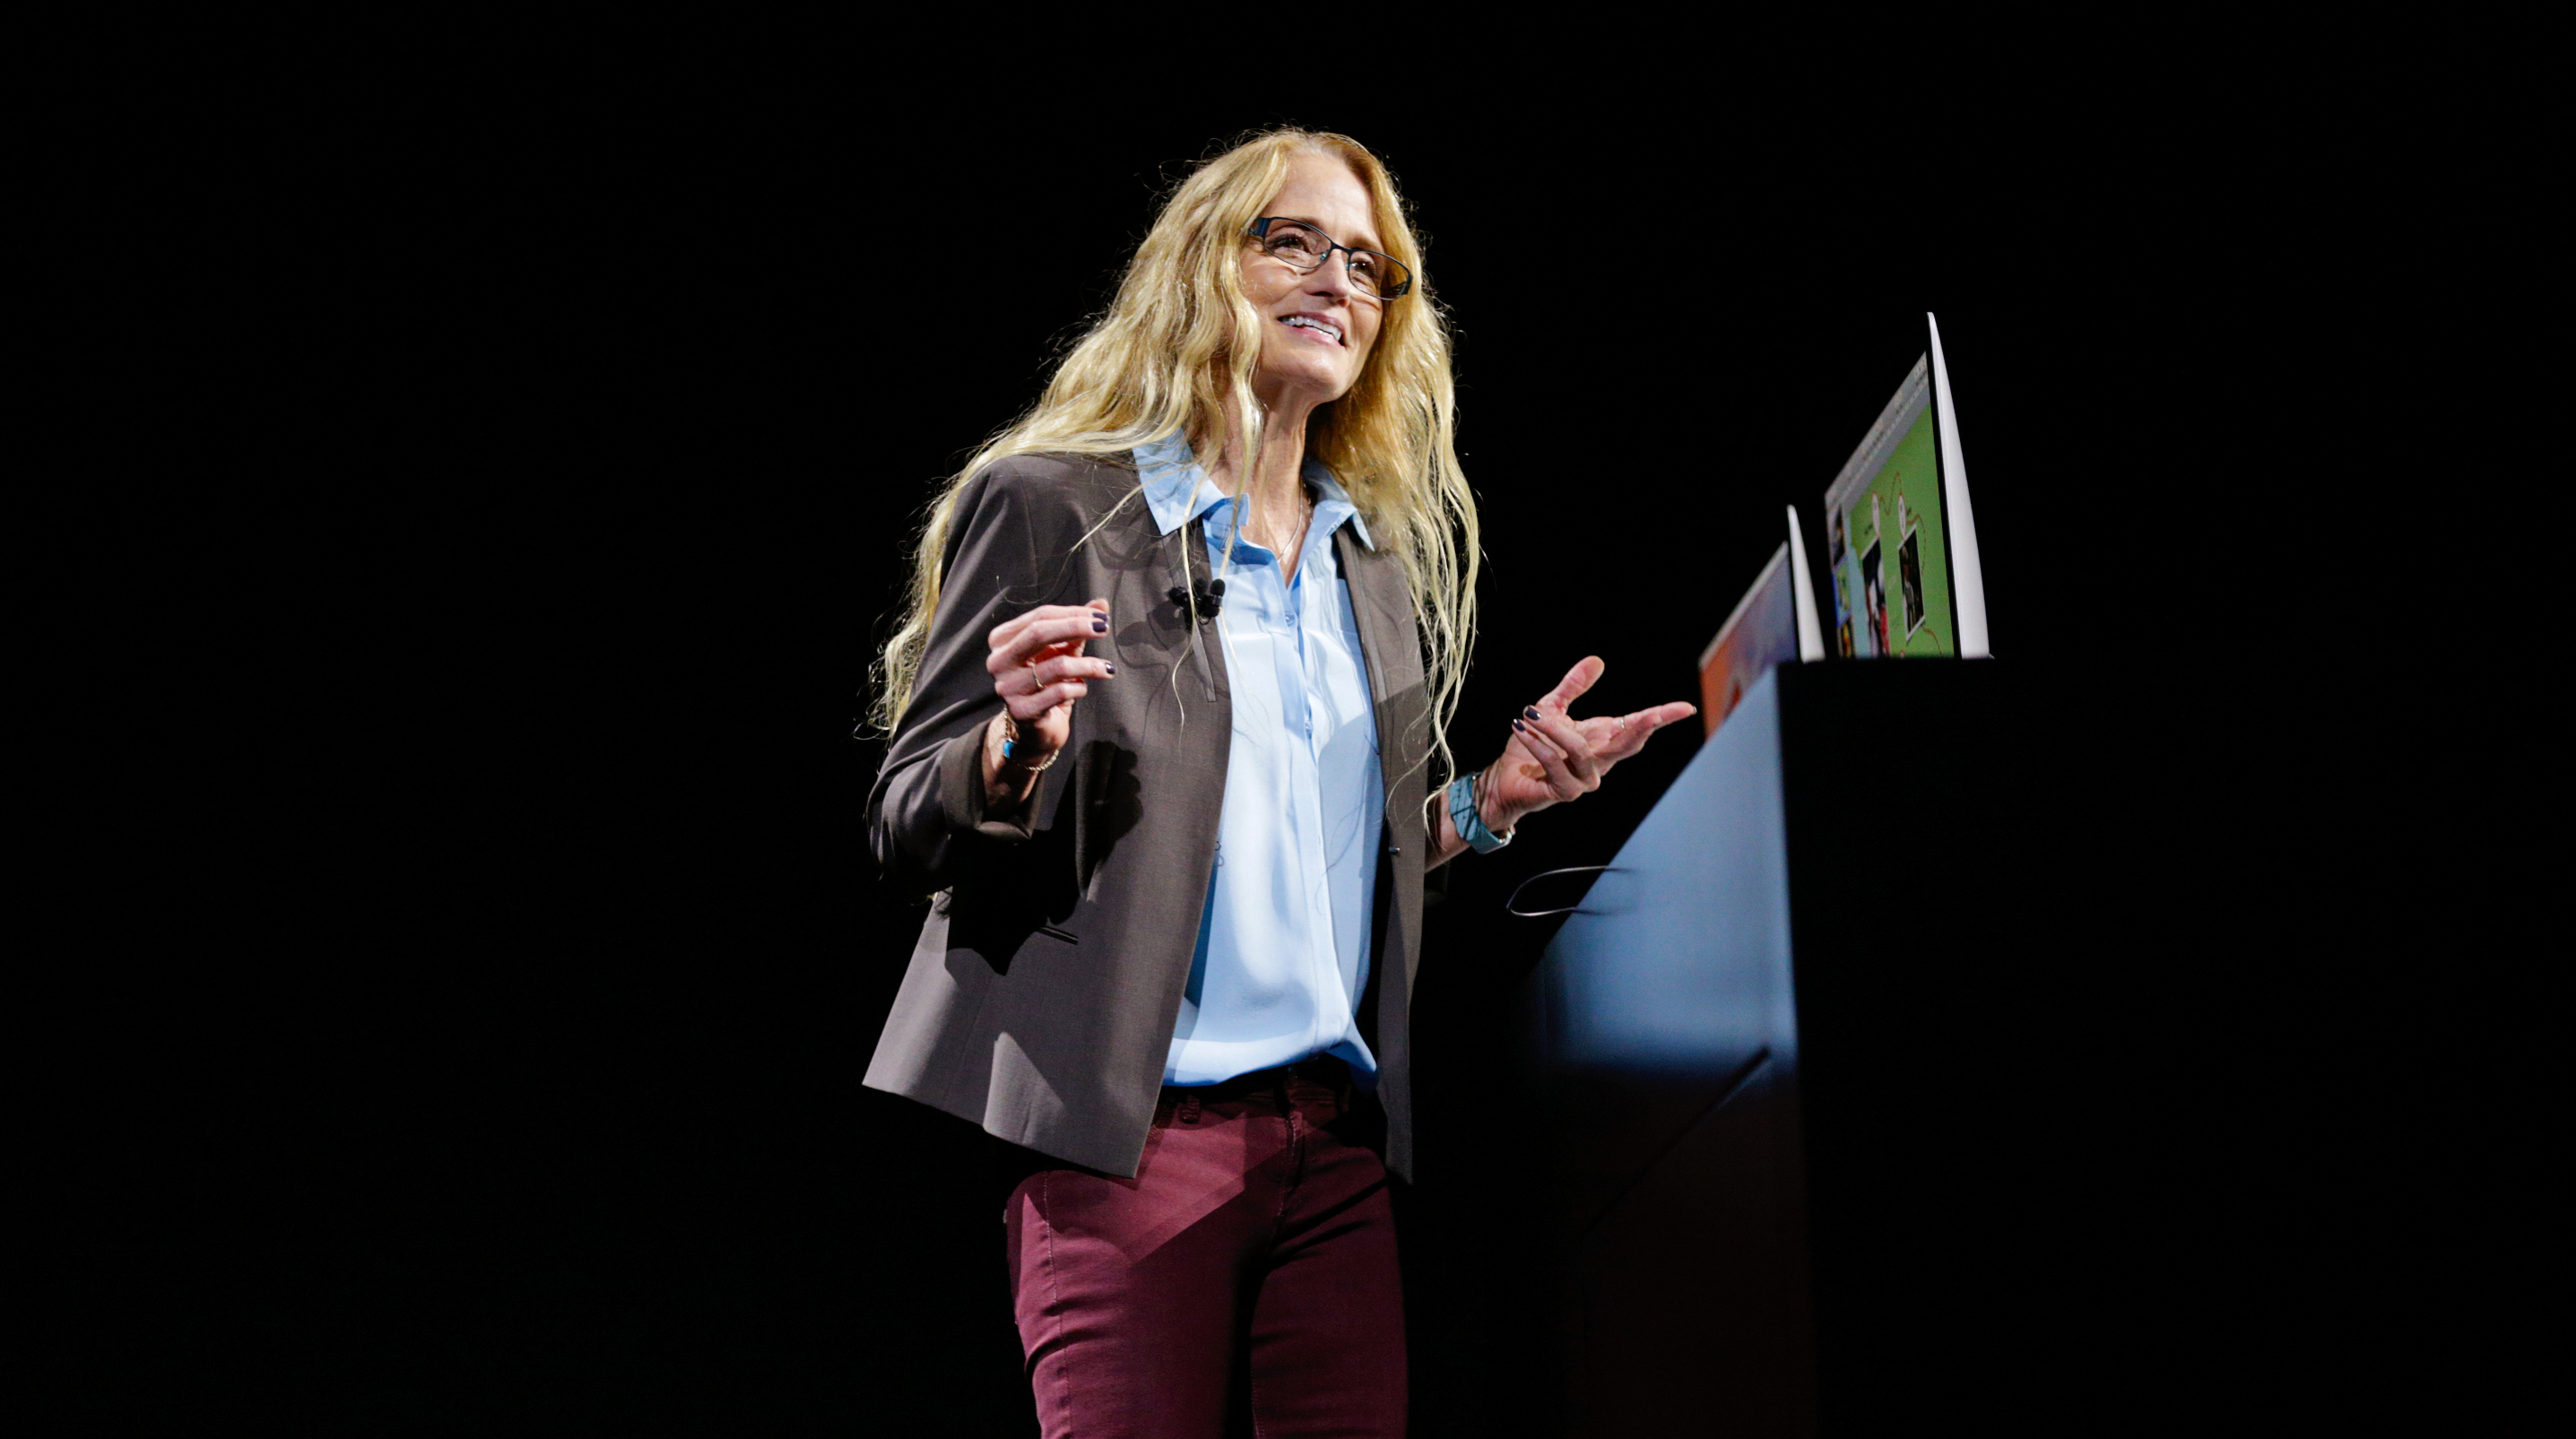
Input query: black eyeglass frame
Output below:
<box><xmin>1245</xmin><ymin>217</ymin><xmax>1413</xmax><ymax>300</ymax></box>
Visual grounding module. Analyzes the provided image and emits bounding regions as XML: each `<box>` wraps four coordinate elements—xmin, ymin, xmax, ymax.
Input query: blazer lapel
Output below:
<box><xmin>1335</xmin><ymin>525</ymin><xmax>1428</xmax><ymax>818</ymax></box>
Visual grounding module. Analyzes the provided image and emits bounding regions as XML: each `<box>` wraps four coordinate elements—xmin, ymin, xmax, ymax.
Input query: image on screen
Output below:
<box><xmin>1823</xmin><ymin>355</ymin><xmax>1955</xmax><ymax>659</ymax></box>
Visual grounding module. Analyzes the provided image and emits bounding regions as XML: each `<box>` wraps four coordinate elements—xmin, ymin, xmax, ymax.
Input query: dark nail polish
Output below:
<box><xmin>1511</xmin><ymin>717</ymin><xmax>1526</xmax><ymax>732</ymax></box>
<box><xmin>1092</xmin><ymin>618</ymin><xmax>1108</xmax><ymax>633</ymax></box>
<box><xmin>1102</xmin><ymin>663</ymin><xmax>1116</xmax><ymax>675</ymax></box>
<box><xmin>1524</xmin><ymin>706</ymin><xmax>1541</xmax><ymax>720</ymax></box>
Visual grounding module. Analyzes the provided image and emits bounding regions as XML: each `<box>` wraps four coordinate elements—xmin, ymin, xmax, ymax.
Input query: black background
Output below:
<box><xmin>133</xmin><ymin>88</ymin><xmax>2346</xmax><ymax>1433</ymax></box>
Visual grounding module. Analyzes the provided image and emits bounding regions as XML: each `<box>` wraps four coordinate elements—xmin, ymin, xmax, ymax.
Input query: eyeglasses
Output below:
<box><xmin>1245</xmin><ymin>217</ymin><xmax>1413</xmax><ymax>300</ymax></box>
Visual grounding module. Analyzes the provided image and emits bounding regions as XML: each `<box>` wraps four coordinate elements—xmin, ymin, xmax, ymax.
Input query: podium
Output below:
<box><xmin>1522</xmin><ymin>660</ymin><xmax>2100</xmax><ymax>1435</ymax></box>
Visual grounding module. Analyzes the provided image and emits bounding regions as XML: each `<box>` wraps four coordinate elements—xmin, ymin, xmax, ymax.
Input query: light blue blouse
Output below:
<box><xmin>1134</xmin><ymin>431</ymin><xmax>1384</xmax><ymax>1088</ymax></box>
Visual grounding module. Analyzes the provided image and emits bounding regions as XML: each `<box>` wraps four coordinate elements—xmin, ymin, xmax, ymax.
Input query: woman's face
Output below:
<box><xmin>1241</xmin><ymin>153</ymin><xmax>1386</xmax><ymax>413</ymax></box>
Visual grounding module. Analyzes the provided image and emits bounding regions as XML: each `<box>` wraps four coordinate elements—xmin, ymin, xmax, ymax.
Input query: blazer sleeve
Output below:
<box><xmin>867</xmin><ymin>464</ymin><xmax>1079</xmax><ymax>894</ymax></box>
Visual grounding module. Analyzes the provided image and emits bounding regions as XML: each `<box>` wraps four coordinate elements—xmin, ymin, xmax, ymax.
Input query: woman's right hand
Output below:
<box><xmin>980</xmin><ymin>597</ymin><xmax>1113</xmax><ymax>807</ymax></box>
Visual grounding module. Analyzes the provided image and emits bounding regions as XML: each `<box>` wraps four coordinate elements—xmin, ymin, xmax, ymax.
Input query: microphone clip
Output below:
<box><xmin>1167</xmin><ymin>578</ymin><xmax>1226</xmax><ymax>621</ymax></box>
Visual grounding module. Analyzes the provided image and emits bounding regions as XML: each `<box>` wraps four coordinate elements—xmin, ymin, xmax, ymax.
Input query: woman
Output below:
<box><xmin>865</xmin><ymin>129</ymin><xmax>1693</xmax><ymax>1438</ymax></box>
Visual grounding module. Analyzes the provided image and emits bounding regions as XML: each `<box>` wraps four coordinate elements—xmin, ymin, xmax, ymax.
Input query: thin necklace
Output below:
<box><xmin>1248</xmin><ymin>481</ymin><xmax>1312</xmax><ymax>558</ymax></box>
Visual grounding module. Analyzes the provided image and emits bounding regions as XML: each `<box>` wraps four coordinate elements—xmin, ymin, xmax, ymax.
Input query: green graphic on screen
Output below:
<box><xmin>1824</xmin><ymin>360</ymin><xmax>1953</xmax><ymax>660</ymax></box>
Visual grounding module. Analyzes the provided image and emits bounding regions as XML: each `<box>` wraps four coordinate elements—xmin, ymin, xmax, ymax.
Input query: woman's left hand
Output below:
<box><xmin>1484</xmin><ymin>656</ymin><xmax>1697</xmax><ymax>832</ymax></box>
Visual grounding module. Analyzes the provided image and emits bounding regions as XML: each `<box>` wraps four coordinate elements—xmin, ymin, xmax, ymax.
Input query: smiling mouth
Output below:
<box><xmin>1280</xmin><ymin>315</ymin><xmax>1345</xmax><ymax>346</ymax></box>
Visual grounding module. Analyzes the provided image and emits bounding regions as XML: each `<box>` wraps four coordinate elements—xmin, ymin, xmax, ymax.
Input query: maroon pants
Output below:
<box><xmin>1003</xmin><ymin>1061</ymin><xmax>1407</xmax><ymax>1438</ymax></box>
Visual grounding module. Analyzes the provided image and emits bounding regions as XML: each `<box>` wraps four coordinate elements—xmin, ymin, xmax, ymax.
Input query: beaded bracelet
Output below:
<box><xmin>996</xmin><ymin>715</ymin><xmax>1061</xmax><ymax>774</ymax></box>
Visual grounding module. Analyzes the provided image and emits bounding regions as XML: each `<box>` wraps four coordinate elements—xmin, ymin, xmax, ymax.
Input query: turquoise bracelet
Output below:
<box><xmin>997</xmin><ymin>719</ymin><xmax>1059</xmax><ymax>773</ymax></box>
<box><xmin>1448</xmin><ymin>772</ymin><xmax>1513</xmax><ymax>853</ymax></box>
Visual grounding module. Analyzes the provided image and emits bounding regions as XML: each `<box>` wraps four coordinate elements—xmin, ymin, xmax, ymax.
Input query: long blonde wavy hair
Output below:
<box><xmin>868</xmin><ymin>127</ymin><xmax>1479</xmax><ymax>785</ymax></box>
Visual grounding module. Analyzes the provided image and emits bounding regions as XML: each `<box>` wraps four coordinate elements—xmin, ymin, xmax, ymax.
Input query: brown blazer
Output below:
<box><xmin>863</xmin><ymin>452</ymin><xmax>1434</xmax><ymax>1180</ymax></box>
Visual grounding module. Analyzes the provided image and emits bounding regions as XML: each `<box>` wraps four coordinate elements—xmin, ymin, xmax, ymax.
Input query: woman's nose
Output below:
<box><xmin>1309</xmin><ymin>250</ymin><xmax>1359</xmax><ymax>297</ymax></box>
